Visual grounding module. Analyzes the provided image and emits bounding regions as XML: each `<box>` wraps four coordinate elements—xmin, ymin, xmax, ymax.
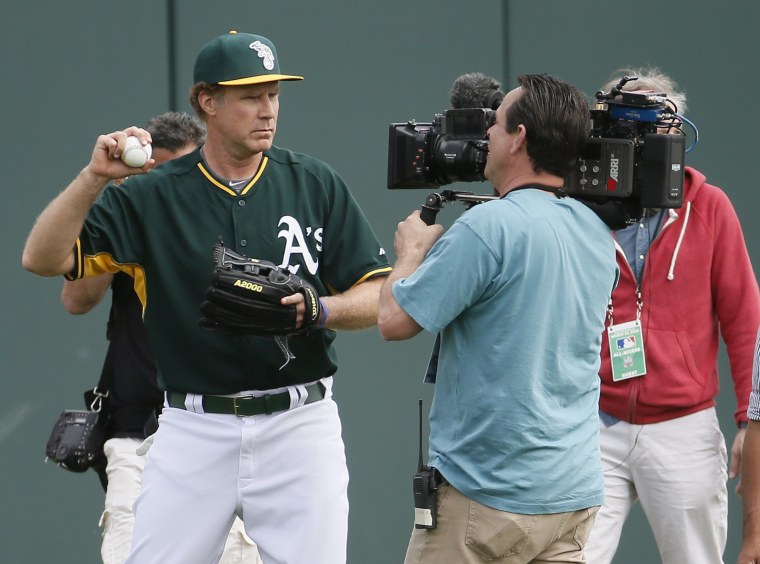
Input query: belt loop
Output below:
<box><xmin>185</xmin><ymin>393</ymin><xmax>204</xmax><ymax>413</ymax></box>
<box><xmin>320</xmin><ymin>376</ymin><xmax>333</xmax><ymax>398</ymax></box>
<box><xmin>291</xmin><ymin>384</ymin><xmax>307</xmax><ymax>408</ymax></box>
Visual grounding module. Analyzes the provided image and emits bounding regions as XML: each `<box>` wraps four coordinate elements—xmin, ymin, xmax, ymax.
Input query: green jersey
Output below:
<box><xmin>69</xmin><ymin>146</ymin><xmax>390</xmax><ymax>394</ymax></box>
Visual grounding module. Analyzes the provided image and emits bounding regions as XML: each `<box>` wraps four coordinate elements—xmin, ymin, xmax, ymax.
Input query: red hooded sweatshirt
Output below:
<box><xmin>599</xmin><ymin>166</ymin><xmax>760</xmax><ymax>427</ymax></box>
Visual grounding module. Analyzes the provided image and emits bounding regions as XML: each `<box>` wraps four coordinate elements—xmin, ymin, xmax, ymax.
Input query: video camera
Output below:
<box><xmin>566</xmin><ymin>75</ymin><xmax>689</xmax><ymax>210</ymax></box>
<box><xmin>387</xmin><ymin>107</ymin><xmax>494</xmax><ymax>189</ymax></box>
<box><xmin>387</xmin><ymin>72</ymin><xmax>502</xmax><ymax>190</ymax></box>
<box><xmin>387</xmin><ymin>74</ymin><xmax>697</xmax><ymax>227</ymax></box>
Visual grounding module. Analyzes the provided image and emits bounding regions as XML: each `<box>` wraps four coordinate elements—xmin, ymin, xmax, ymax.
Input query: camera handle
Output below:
<box><xmin>420</xmin><ymin>195</ymin><xmax>443</xmax><ymax>225</ymax></box>
<box><xmin>420</xmin><ymin>190</ymin><xmax>498</xmax><ymax>225</ymax></box>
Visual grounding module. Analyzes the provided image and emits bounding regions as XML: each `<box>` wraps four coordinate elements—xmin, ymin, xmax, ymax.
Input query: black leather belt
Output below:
<box><xmin>167</xmin><ymin>381</ymin><xmax>326</xmax><ymax>417</ymax></box>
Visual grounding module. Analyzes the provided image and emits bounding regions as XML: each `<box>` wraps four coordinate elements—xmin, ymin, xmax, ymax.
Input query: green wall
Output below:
<box><xmin>2</xmin><ymin>1</ymin><xmax>758</xmax><ymax>562</ymax></box>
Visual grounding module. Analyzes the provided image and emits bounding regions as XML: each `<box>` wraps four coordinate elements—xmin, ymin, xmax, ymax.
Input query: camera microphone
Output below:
<box><xmin>449</xmin><ymin>72</ymin><xmax>504</xmax><ymax>110</ymax></box>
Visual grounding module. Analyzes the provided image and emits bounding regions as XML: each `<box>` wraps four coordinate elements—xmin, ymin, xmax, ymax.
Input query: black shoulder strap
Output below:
<box><xmin>85</xmin><ymin>324</ymin><xmax>116</xmax><ymax>494</ymax></box>
<box><xmin>93</xmin><ymin>294</ymin><xmax>118</xmax><ymax>398</ymax></box>
<box><xmin>96</xmin><ymin>343</ymin><xmax>116</xmax><ymax>393</ymax></box>
<box><xmin>504</xmin><ymin>183</ymin><xmax>568</xmax><ymax>199</ymax></box>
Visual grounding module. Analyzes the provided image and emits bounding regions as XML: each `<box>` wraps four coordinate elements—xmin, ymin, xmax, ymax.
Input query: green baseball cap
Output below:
<box><xmin>193</xmin><ymin>31</ymin><xmax>304</xmax><ymax>86</ymax></box>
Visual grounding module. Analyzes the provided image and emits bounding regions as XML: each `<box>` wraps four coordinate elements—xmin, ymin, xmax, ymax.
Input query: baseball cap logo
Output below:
<box><xmin>250</xmin><ymin>41</ymin><xmax>275</xmax><ymax>71</ymax></box>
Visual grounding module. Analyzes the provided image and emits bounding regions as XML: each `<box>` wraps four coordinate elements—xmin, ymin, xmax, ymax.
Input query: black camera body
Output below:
<box><xmin>387</xmin><ymin>76</ymin><xmax>690</xmax><ymax>225</ymax></box>
<box><xmin>45</xmin><ymin>409</ymin><xmax>107</xmax><ymax>473</ymax></box>
<box><xmin>387</xmin><ymin>108</ymin><xmax>494</xmax><ymax>189</ymax></box>
<box><xmin>565</xmin><ymin>83</ymin><xmax>685</xmax><ymax>209</ymax></box>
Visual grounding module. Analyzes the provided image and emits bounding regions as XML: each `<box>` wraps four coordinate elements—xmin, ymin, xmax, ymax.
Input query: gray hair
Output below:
<box><xmin>145</xmin><ymin>111</ymin><xmax>206</xmax><ymax>151</ymax></box>
<box><xmin>601</xmin><ymin>67</ymin><xmax>687</xmax><ymax>115</ymax></box>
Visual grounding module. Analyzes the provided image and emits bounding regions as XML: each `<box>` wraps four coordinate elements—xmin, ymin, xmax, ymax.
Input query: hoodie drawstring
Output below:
<box><xmin>667</xmin><ymin>201</ymin><xmax>691</xmax><ymax>281</ymax></box>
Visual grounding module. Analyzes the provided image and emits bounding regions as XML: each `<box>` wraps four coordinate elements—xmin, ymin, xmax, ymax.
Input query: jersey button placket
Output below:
<box><xmin>232</xmin><ymin>198</ymin><xmax>248</xmax><ymax>248</ymax></box>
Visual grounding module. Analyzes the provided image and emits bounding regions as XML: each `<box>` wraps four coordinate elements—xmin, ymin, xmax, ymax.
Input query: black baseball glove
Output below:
<box><xmin>199</xmin><ymin>242</ymin><xmax>323</xmax><ymax>336</ymax></box>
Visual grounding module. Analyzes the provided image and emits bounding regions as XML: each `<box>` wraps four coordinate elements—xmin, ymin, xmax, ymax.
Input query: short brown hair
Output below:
<box><xmin>505</xmin><ymin>74</ymin><xmax>590</xmax><ymax>177</ymax></box>
<box><xmin>188</xmin><ymin>82</ymin><xmax>225</xmax><ymax>121</ymax></box>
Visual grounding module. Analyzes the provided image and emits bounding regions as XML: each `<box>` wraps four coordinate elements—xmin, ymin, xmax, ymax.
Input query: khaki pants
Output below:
<box><xmin>404</xmin><ymin>482</ymin><xmax>598</xmax><ymax>564</ymax></box>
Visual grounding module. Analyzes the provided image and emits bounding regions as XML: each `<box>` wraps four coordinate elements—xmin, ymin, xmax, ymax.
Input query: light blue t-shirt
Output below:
<box><xmin>393</xmin><ymin>188</ymin><xmax>618</xmax><ymax>514</ymax></box>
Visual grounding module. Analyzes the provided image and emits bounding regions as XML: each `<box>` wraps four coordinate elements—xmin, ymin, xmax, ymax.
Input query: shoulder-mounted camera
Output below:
<box><xmin>386</xmin><ymin>74</ymin><xmax>698</xmax><ymax>228</ymax></box>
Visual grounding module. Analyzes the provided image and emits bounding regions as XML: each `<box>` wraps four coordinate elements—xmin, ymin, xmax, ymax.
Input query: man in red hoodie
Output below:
<box><xmin>584</xmin><ymin>67</ymin><xmax>760</xmax><ymax>564</ymax></box>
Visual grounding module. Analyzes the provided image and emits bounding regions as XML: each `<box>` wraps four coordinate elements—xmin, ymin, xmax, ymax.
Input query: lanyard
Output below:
<box><xmin>607</xmin><ymin>285</ymin><xmax>642</xmax><ymax>328</ymax></box>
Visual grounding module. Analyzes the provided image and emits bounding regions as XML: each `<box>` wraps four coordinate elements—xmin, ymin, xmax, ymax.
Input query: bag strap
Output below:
<box><xmin>86</xmin><ymin>344</ymin><xmax>115</xmax><ymax>493</ymax></box>
<box><xmin>88</xmin><ymin>293</ymin><xmax>118</xmax><ymax>410</ymax></box>
<box><xmin>87</xmin><ymin>344</ymin><xmax>115</xmax><ymax>411</ymax></box>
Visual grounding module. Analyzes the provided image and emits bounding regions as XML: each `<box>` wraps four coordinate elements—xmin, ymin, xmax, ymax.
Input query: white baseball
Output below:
<box><xmin>121</xmin><ymin>135</ymin><xmax>152</xmax><ymax>168</ymax></box>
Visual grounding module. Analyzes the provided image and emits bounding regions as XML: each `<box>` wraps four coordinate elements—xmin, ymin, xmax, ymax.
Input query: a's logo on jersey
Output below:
<box><xmin>250</xmin><ymin>41</ymin><xmax>275</xmax><ymax>71</ymax></box>
<box><xmin>278</xmin><ymin>216</ymin><xmax>321</xmax><ymax>275</ymax></box>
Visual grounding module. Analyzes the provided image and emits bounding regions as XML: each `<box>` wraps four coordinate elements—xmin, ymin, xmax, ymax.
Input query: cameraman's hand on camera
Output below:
<box><xmin>378</xmin><ymin>209</ymin><xmax>442</xmax><ymax>341</ymax></box>
<box><xmin>394</xmin><ymin>210</ymin><xmax>444</xmax><ymax>270</ymax></box>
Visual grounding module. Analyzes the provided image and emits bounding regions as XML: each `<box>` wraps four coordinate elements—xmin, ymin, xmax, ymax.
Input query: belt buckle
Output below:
<box><xmin>232</xmin><ymin>395</ymin><xmax>255</xmax><ymax>417</ymax></box>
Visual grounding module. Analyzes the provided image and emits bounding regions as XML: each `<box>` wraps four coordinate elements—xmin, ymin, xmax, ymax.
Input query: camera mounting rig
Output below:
<box><xmin>420</xmin><ymin>190</ymin><xmax>498</xmax><ymax>225</ymax></box>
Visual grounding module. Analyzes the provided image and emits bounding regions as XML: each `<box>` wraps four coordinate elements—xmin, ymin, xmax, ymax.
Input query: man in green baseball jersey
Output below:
<box><xmin>23</xmin><ymin>31</ymin><xmax>390</xmax><ymax>564</ymax></box>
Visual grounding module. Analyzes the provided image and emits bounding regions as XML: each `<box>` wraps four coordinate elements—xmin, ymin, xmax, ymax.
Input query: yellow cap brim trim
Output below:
<box><xmin>218</xmin><ymin>74</ymin><xmax>304</xmax><ymax>86</ymax></box>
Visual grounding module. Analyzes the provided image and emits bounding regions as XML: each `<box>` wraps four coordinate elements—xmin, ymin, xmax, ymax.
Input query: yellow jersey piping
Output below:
<box><xmin>69</xmin><ymin>249</ymin><xmax>148</xmax><ymax>314</ymax></box>
<box><xmin>351</xmin><ymin>266</ymin><xmax>393</xmax><ymax>288</ymax></box>
<box><xmin>197</xmin><ymin>157</ymin><xmax>269</xmax><ymax>196</ymax></box>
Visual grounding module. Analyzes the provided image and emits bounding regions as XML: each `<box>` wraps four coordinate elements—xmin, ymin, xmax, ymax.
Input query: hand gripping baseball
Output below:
<box><xmin>199</xmin><ymin>242</ymin><xmax>322</xmax><ymax>336</ymax></box>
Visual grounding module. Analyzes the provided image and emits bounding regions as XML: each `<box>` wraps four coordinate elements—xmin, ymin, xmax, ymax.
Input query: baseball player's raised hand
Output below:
<box><xmin>86</xmin><ymin>127</ymin><xmax>154</xmax><ymax>181</ymax></box>
<box><xmin>22</xmin><ymin>126</ymin><xmax>156</xmax><ymax>278</ymax></box>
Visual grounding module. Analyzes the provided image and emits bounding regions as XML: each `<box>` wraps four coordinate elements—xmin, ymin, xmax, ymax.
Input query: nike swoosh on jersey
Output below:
<box><xmin>229</xmin><ymin>180</ymin><xmax>247</xmax><ymax>187</ymax></box>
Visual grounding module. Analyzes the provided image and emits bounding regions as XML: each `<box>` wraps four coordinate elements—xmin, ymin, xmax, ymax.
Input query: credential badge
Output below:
<box><xmin>249</xmin><ymin>41</ymin><xmax>275</xmax><ymax>71</ymax></box>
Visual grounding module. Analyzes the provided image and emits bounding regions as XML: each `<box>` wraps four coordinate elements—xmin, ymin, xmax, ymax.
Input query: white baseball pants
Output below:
<box><xmin>126</xmin><ymin>378</ymin><xmax>348</xmax><ymax>564</ymax></box>
<box><xmin>102</xmin><ymin>437</ymin><xmax>262</xmax><ymax>564</ymax></box>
